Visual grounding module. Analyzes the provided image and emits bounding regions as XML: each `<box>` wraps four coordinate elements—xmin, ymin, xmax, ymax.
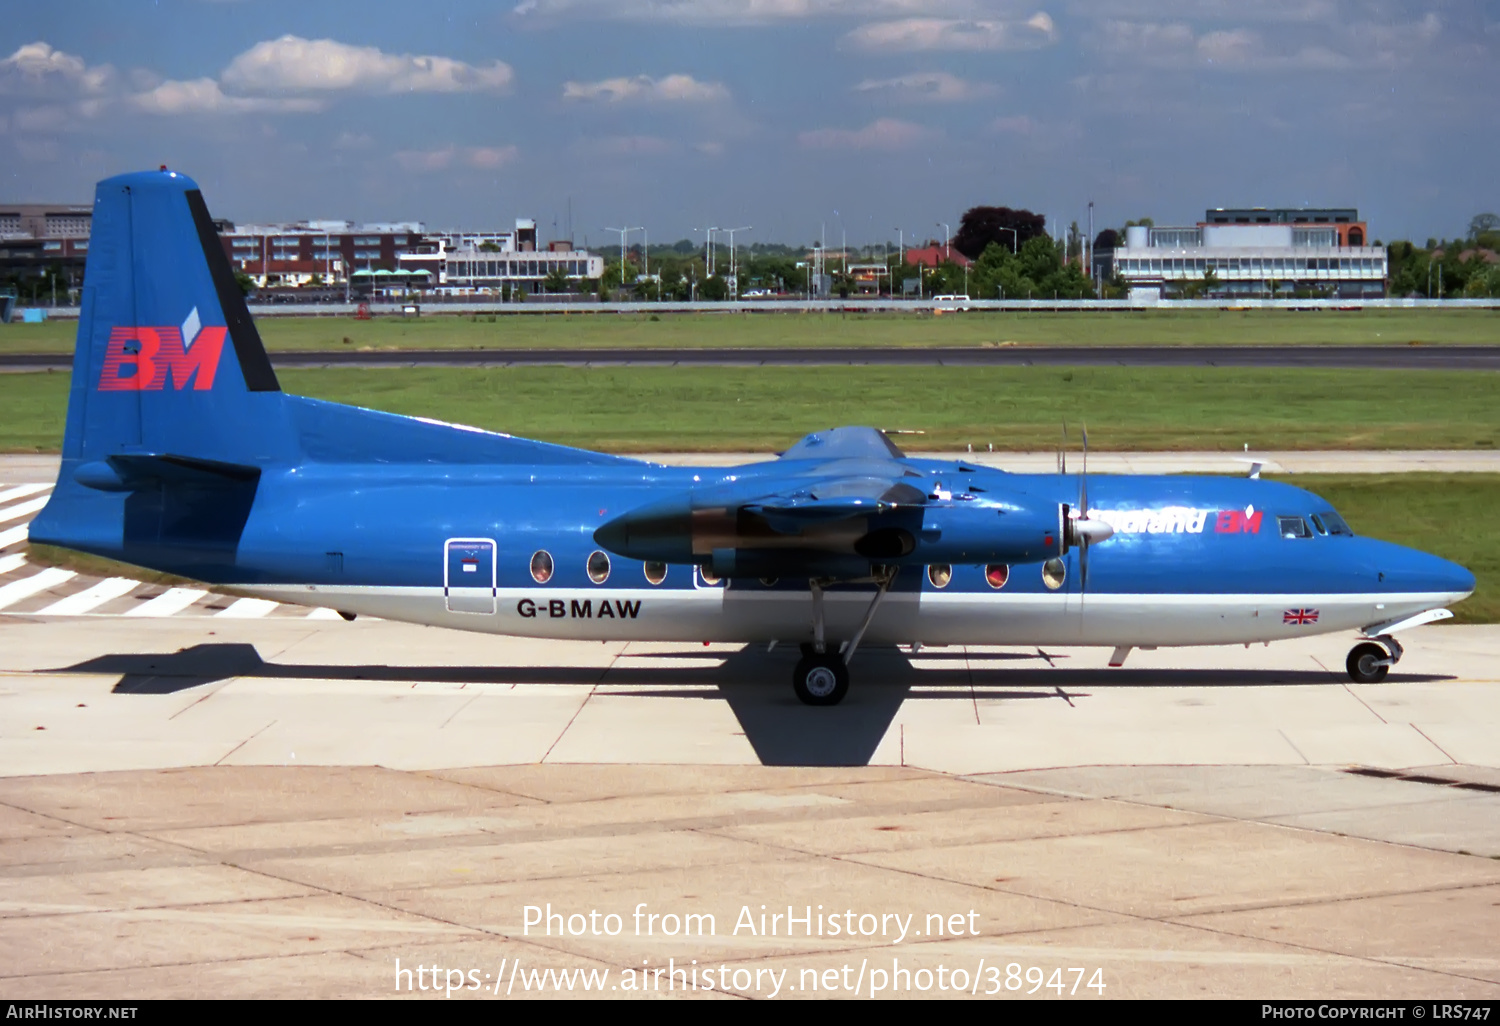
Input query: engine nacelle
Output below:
<box><xmin>595</xmin><ymin>489</ymin><xmax>1068</xmax><ymax>578</ymax></box>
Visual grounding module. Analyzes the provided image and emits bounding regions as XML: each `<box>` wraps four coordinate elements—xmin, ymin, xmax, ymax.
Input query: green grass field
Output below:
<box><xmin>3</xmin><ymin>364</ymin><xmax>1498</xmax><ymax>454</ymax></box>
<box><xmin>1</xmin><ymin>307</ymin><xmax>1496</xmax><ymax>354</ymax></box>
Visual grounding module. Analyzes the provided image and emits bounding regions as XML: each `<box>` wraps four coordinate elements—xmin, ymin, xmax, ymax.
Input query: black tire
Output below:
<box><xmin>1347</xmin><ymin>642</ymin><xmax>1390</xmax><ymax>683</ymax></box>
<box><xmin>793</xmin><ymin>654</ymin><xmax>849</xmax><ymax>706</ymax></box>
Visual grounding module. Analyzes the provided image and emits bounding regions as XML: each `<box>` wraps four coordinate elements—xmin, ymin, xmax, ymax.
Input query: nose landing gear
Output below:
<box><xmin>1347</xmin><ymin>636</ymin><xmax>1403</xmax><ymax>683</ymax></box>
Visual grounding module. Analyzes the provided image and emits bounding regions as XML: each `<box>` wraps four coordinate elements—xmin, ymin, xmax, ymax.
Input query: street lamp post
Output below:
<box><xmin>937</xmin><ymin>222</ymin><xmax>951</xmax><ymax>261</ymax></box>
<box><xmin>720</xmin><ymin>226</ymin><xmax>751</xmax><ymax>299</ymax></box>
<box><xmin>997</xmin><ymin>227</ymin><xmax>1017</xmax><ymax>253</ymax></box>
<box><xmin>602</xmin><ymin>225</ymin><xmax>643</xmax><ymax>296</ymax></box>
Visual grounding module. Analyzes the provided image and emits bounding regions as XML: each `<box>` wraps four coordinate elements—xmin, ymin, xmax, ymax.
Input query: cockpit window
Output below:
<box><xmin>1277</xmin><ymin>515</ymin><xmax>1312</xmax><ymax>539</ymax></box>
<box><xmin>1308</xmin><ymin>513</ymin><xmax>1328</xmax><ymax>536</ymax></box>
<box><xmin>1320</xmin><ymin>511</ymin><xmax>1353</xmax><ymax>536</ymax></box>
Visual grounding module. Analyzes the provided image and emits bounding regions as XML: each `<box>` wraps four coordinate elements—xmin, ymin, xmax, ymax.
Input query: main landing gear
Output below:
<box><xmin>1347</xmin><ymin>636</ymin><xmax>1403</xmax><ymax>684</ymax></box>
<box><xmin>790</xmin><ymin>571</ymin><xmax>894</xmax><ymax>706</ymax></box>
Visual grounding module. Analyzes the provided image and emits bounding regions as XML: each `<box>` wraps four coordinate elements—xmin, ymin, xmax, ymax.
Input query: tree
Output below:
<box><xmin>1093</xmin><ymin>229</ymin><xmax>1120</xmax><ymax>252</ymax></box>
<box><xmin>541</xmin><ymin>266</ymin><xmax>570</xmax><ymax>294</ymax></box>
<box><xmin>952</xmin><ymin>206</ymin><xmax>1046</xmax><ymax>260</ymax></box>
<box><xmin>1469</xmin><ymin>213</ymin><xmax>1499</xmax><ymax>241</ymax></box>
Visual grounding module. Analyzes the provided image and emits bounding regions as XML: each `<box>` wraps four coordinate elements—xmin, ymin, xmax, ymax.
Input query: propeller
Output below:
<box><xmin>1068</xmin><ymin>424</ymin><xmax>1113</xmax><ymax>595</ymax></box>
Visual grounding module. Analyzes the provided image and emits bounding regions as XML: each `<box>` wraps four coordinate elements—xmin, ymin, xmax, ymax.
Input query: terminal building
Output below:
<box><xmin>217</xmin><ymin>216</ymin><xmax>602</xmax><ymax>296</ymax></box>
<box><xmin>0</xmin><ymin>203</ymin><xmax>94</xmax><ymax>287</ymax></box>
<box><xmin>1110</xmin><ymin>208</ymin><xmax>1387</xmax><ymax>299</ymax></box>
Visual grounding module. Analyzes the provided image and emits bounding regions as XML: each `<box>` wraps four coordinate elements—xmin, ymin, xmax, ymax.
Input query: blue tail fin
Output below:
<box><xmin>61</xmin><ymin>168</ymin><xmax>294</xmax><ymax>466</ymax></box>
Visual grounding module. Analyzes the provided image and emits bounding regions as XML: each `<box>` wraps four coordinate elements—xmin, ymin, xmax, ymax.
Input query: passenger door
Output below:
<box><xmin>444</xmin><ymin>538</ymin><xmax>497</xmax><ymax>614</ymax></box>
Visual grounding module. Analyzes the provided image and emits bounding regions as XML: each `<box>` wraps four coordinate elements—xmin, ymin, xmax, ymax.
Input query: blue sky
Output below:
<box><xmin>1</xmin><ymin>1</ymin><xmax>1495</xmax><ymax>247</ymax></box>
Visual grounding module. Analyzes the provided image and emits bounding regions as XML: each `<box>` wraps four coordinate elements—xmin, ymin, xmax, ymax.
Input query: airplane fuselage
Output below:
<box><xmin>54</xmin><ymin>457</ymin><xmax>1469</xmax><ymax>651</ymax></box>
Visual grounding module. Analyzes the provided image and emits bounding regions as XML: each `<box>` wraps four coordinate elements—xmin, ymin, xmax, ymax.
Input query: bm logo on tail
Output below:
<box><xmin>98</xmin><ymin>307</ymin><xmax>225</xmax><ymax>392</ymax></box>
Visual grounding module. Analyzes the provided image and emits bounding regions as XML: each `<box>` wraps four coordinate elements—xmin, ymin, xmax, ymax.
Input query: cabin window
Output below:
<box><xmin>587</xmin><ymin>550</ymin><xmax>611</xmax><ymax>583</ymax></box>
<box><xmin>984</xmin><ymin>564</ymin><xmax>1009</xmax><ymax>589</ymax></box>
<box><xmin>644</xmin><ymin>561</ymin><xmax>667</xmax><ymax>585</ymax></box>
<box><xmin>928</xmin><ymin>564</ymin><xmax>953</xmax><ymax>589</ymax></box>
<box><xmin>1041</xmin><ymin>559</ymin><xmax>1066</xmax><ymax>590</ymax></box>
<box><xmin>1277</xmin><ymin>515</ymin><xmax>1313</xmax><ymax>539</ymax></box>
<box><xmin>1320</xmin><ymin>511</ymin><xmax>1354</xmax><ymax>535</ymax></box>
<box><xmin>529</xmin><ymin>550</ymin><xmax>553</xmax><ymax>584</ymax></box>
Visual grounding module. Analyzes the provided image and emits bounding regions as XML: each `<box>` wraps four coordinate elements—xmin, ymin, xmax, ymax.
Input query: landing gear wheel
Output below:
<box><xmin>793</xmin><ymin>654</ymin><xmax>849</xmax><ymax>706</ymax></box>
<box><xmin>1347</xmin><ymin>641</ymin><xmax>1391</xmax><ymax>683</ymax></box>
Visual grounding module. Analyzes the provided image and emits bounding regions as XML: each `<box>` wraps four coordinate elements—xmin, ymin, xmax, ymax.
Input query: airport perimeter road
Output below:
<box><xmin>5</xmin><ymin>344</ymin><xmax>1500</xmax><ymax>371</ymax></box>
<box><xmin>0</xmin><ymin>615</ymin><xmax>1498</xmax><ymax>998</ymax></box>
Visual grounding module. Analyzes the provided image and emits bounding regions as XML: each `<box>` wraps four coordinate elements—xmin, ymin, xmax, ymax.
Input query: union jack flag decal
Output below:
<box><xmin>1283</xmin><ymin>608</ymin><xmax>1320</xmax><ymax>625</ymax></box>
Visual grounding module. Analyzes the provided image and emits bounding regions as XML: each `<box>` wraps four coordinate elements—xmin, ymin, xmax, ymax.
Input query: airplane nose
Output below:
<box><xmin>1379</xmin><ymin>545</ymin><xmax>1475</xmax><ymax>599</ymax></box>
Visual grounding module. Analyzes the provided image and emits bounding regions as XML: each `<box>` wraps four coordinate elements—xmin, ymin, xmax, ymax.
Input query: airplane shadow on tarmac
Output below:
<box><xmin>55</xmin><ymin>643</ymin><xmax>1452</xmax><ymax>768</ymax></box>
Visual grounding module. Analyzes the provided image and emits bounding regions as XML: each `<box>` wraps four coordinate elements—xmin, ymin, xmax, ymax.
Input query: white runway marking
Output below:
<box><xmin>0</xmin><ymin>483</ymin><xmax>51</xmax><ymax>505</ymax></box>
<box><xmin>0</xmin><ymin>553</ymin><xmax>27</xmax><ymax>575</ymax></box>
<box><xmin>0</xmin><ymin>568</ymin><xmax>77</xmax><ymax>612</ymax></box>
<box><xmin>0</xmin><ymin>525</ymin><xmax>27</xmax><ymax>549</ymax></box>
<box><xmin>36</xmin><ymin>577</ymin><xmax>141</xmax><ymax>616</ymax></box>
<box><xmin>124</xmin><ymin>587</ymin><xmax>209</xmax><ymax>618</ymax></box>
<box><xmin>214</xmin><ymin>597</ymin><xmax>278</xmax><ymax>619</ymax></box>
<box><xmin>0</xmin><ymin>496</ymin><xmax>48</xmax><ymax>525</ymax></box>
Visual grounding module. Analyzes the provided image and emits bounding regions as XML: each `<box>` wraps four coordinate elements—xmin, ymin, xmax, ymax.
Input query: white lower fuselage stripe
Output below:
<box><xmin>233</xmin><ymin>584</ymin><xmax>1465</xmax><ymax>648</ymax></box>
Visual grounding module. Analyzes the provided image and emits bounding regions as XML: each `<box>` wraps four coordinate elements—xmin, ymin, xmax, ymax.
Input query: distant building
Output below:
<box><xmin>1112</xmin><ymin>208</ymin><xmax>1386</xmax><ymax>299</ymax></box>
<box><xmin>0</xmin><ymin>203</ymin><xmax>94</xmax><ymax>286</ymax></box>
<box><xmin>902</xmin><ymin>242</ymin><xmax>972</xmax><ymax>269</ymax></box>
<box><xmin>216</xmin><ymin>216</ymin><xmax>601</xmax><ymax>295</ymax></box>
<box><xmin>218</xmin><ymin>219</ymin><xmax>427</xmax><ymax>288</ymax></box>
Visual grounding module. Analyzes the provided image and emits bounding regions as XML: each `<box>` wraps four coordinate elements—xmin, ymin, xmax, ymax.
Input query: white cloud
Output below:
<box><xmin>845</xmin><ymin>11</ymin><xmax>1058</xmax><ymax>51</ymax></box>
<box><xmin>467</xmin><ymin>145</ymin><xmax>520</xmax><ymax>169</ymax></box>
<box><xmin>130</xmin><ymin>78</ymin><xmax>324</xmax><ymax>115</ymax></box>
<box><xmin>562</xmin><ymin>73</ymin><xmax>729</xmax><ymax>103</ymax></box>
<box><xmin>1094</xmin><ymin>19</ymin><xmax>1356</xmax><ymax>69</ymax></box>
<box><xmin>222</xmin><ymin>36</ymin><xmax>514</xmax><ymax>94</ymax></box>
<box><xmin>1067</xmin><ymin>0</ymin><xmax>1335</xmax><ymax>22</ymax></box>
<box><xmin>854</xmin><ymin>71</ymin><xmax>995</xmax><ymax>102</ymax></box>
<box><xmin>797</xmin><ymin>117</ymin><xmax>936</xmax><ymax>150</ymax></box>
<box><xmin>394</xmin><ymin>145</ymin><xmax>520</xmax><ymax>172</ymax></box>
<box><xmin>515</xmin><ymin>1</ymin><xmax>1000</xmax><ymax>25</ymax></box>
<box><xmin>0</xmin><ymin>42</ymin><xmax>114</xmax><ymax>96</ymax></box>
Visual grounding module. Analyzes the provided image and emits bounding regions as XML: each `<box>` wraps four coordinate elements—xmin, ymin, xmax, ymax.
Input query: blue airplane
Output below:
<box><xmin>29</xmin><ymin>169</ymin><xmax>1476</xmax><ymax>705</ymax></box>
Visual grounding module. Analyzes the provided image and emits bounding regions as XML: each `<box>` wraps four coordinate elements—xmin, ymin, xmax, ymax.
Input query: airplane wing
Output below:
<box><xmin>596</xmin><ymin>426</ymin><xmax>1068</xmax><ymax>578</ymax></box>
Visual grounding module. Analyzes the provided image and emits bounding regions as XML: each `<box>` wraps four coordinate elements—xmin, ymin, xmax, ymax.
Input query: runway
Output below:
<box><xmin>4</xmin><ymin>343</ymin><xmax>1500</xmax><ymax>372</ymax></box>
<box><xmin>3</xmin><ymin>465</ymin><xmax>1498</xmax><ymax>998</ymax></box>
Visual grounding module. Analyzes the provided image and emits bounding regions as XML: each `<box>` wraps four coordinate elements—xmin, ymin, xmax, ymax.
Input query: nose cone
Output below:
<box><xmin>1375</xmin><ymin>542</ymin><xmax>1475</xmax><ymax>600</ymax></box>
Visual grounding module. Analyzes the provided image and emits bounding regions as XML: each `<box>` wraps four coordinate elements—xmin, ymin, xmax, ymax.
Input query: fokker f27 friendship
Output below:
<box><xmin>31</xmin><ymin>170</ymin><xmax>1475</xmax><ymax>705</ymax></box>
